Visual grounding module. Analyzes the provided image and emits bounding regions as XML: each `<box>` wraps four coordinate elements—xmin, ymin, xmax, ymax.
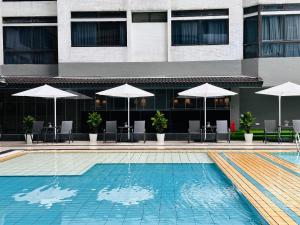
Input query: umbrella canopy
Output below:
<box><xmin>13</xmin><ymin>84</ymin><xmax>76</xmax><ymax>98</ymax></box>
<box><xmin>178</xmin><ymin>83</ymin><xmax>237</xmax><ymax>140</ymax></box>
<box><xmin>97</xmin><ymin>83</ymin><xmax>154</xmax><ymax>98</ymax></box>
<box><xmin>13</xmin><ymin>85</ymin><xmax>77</xmax><ymax>137</ymax></box>
<box><xmin>256</xmin><ymin>82</ymin><xmax>300</xmax><ymax>127</ymax></box>
<box><xmin>96</xmin><ymin>84</ymin><xmax>154</xmax><ymax>140</ymax></box>
<box><xmin>65</xmin><ymin>90</ymin><xmax>92</xmax><ymax>100</ymax></box>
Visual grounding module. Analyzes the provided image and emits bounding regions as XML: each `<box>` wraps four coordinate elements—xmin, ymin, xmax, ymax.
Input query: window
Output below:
<box><xmin>71</xmin><ymin>22</ymin><xmax>127</xmax><ymax>47</ymax></box>
<box><xmin>3</xmin><ymin>17</ymin><xmax>57</xmax><ymax>24</ymax></box>
<box><xmin>172</xmin><ymin>20</ymin><xmax>229</xmax><ymax>46</ymax></box>
<box><xmin>244</xmin><ymin>4</ymin><xmax>300</xmax><ymax>58</ymax></box>
<box><xmin>261</xmin><ymin>15</ymin><xmax>300</xmax><ymax>57</ymax></box>
<box><xmin>132</xmin><ymin>12</ymin><xmax>167</xmax><ymax>23</ymax></box>
<box><xmin>172</xmin><ymin>9</ymin><xmax>228</xmax><ymax>17</ymax></box>
<box><xmin>3</xmin><ymin>26</ymin><xmax>58</xmax><ymax>64</ymax></box>
<box><xmin>71</xmin><ymin>11</ymin><xmax>126</xmax><ymax>19</ymax></box>
<box><xmin>244</xmin><ymin>16</ymin><xmax>259</xmax><ymax>58</ymax></box>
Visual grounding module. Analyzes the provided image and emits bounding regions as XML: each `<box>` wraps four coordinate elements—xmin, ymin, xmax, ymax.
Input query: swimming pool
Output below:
<box><xmin>273</xmin><ymin>152</ymin><xmax>300</xmax><ymax>165</ymax></box>
<box><xmin>0</xmin><ymin>163</ymin><xmax>266</xmax><ymax>225</ymax></box>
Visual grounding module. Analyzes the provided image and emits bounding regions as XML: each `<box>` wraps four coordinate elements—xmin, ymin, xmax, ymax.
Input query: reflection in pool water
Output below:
<box><xmin>0</xmin><ymin>163</ymin><xmax>267</xmax><ymax>224</ymax></box>
<box><xmin>13</xmin><ymin>184</ymin><xmax>77</xmax><ymax>209</ymax></box>
<box><xmin>97</xmin><ymin>185</ymin><xmax>154</xmax><ymax>205</ymax></box>
<box><xmin>181</xmin><ymin>183</ymin><xmax>238</xmax><ymax>209</ymax></box>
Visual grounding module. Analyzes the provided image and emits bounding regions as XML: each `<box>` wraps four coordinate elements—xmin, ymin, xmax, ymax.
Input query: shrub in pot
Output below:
<box><xmin>23</xmin><ymin>115</ymin><xmax>35</xmax><ymax>144</ymax></box>
<box><xmin>151</xmin><ymin>111</ymin><xmax>168</xmax><ymax>143</ymax></box>
<box><xmin>240</xmin><ymin>112</ymin><xmax>255</xmax><ymax>143</ymax></box>
<box><xmin>86</xmin><ymin>112</ymin><xmax>102</xmax><ymax>143</ymax></box>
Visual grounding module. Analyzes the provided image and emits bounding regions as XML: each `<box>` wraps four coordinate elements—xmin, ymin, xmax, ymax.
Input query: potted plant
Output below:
<box><xmin>151</xmin><ymin>111</ymin><xmax>168</xmax><ymax>144</ymax></box>
<box><xmin>86</xmin><ymin>112</ymin><xmax>102</xmax><ymax>143</ymax></box>
<box><xmin>240</xmin><ymin>112</ymin><xmax>255</xmax><ymax>143</ymax></box>
<box><xmin>23</xmin><ymin>115</ymin><xmax>35</xmax><ymax>144</ymax></box>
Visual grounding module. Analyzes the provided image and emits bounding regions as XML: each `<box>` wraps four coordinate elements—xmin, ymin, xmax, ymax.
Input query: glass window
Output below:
<box><xmin>171</xmin><ymin>19</ymin><xmax>229</xmax><ymax>46</ymax></box>
<box><xmin>132</xmin><ymin>12</ymin><xmax>167</xmax><ymax>23</ymax></box>
<box><xmin>3</xmin><ymin>17</ymin><xmax>57</xmax><ymax>24</ymax></box>
<box><xmin>71</xmin><ymin>22</ymin><xmax>127</xmax><ymax>47</ymax></box>
<box><xmin>244</xmin><ymin>16</ymin><xmax>258</xmax><ymax>44</ymax></box>
<box><xmin>71</xmin><ymin>11</ymin><xmax>126</xmax><ymax>19</ymax></box>
<box><xmin>172</xmin><ymin>9</ymin><xmax>228</xmax><ymax>17</ymax></box>
<box><xmin>3</xmin><ymin>26</ymin><xmax>58</xmax><ymax>64</ymax></box>
<box><xmin>244</xmin><ymin>13</ymin><xmax>300</xmax><ymax>58</ymax></box>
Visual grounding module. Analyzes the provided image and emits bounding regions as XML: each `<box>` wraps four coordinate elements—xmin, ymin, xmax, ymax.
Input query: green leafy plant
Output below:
<box><xmin>23</xmin><ymin>115</ymin><xmax>35</xmax><ymax>134</ymax></box>
<box><xmin>151</xmin><ymin>111</ymin><xmax>168</xmax><ymax>134</ymax></box>
<box><xmin>87</xmin><ymin>112</ymin><xmax>102</xmax><ymax>133</ymax></box>
<box><xmin>240</xmin><ymin>112</ymin><xmax>255</xmax><ymax>134</ymax></box>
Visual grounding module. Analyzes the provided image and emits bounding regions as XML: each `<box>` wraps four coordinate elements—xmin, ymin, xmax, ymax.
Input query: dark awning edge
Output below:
<box><xmin>2</xmin><ymin>75</ymin><xmax>263</xmax><ymax>89</ymax></box>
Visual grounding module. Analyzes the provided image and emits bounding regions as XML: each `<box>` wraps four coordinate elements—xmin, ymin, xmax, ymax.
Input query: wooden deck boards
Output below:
<box><xmin>259</xmin><ymin>153</ymin><xmax>300</xmax><ymax>174</ymax></box>
<box><xmin>209</xmin><ymin>152</ymin><xmax>299</xmax><ymax>225</ymax></box>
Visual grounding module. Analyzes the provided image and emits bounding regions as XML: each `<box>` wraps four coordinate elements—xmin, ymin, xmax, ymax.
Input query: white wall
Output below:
<box><xmin>131</xmin><ymin>23</ymin><xmax>167</xmax><ymax>62</ymax></box>
<box><xmin>1</xmin><ymin>1</ymin><xmax>57</xmax><ymax>17</ymax></box>
<box><xmin>58</xmin><ymin>0</ymin><xmax>244</xmax><ymax>63</ymax></box>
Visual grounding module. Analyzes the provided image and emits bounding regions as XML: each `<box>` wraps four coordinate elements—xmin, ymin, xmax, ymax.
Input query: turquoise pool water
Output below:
<box><xmin>273</xmin><ymin>152</ymin><xmax>300</xmax><ymax>165</ymax></box>
<box><xmin>0</xmin><ymin>164</ymin><xmax>266</xmax><ymax>225</ymax></box>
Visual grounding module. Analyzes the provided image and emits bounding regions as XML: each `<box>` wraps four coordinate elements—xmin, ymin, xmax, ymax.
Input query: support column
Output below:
<box><xmin>230</xmin><ymin>87</ymin><xmax>240</xmax><ymax>129</ymax></box>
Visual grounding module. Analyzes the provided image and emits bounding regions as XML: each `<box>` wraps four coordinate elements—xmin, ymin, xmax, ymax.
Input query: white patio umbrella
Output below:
<box><xmin>12</xmin><ymin>84</ymin><xmax>77</xmax><ymax>137</ymax></box>
<box><xmin>256</xmin><ymin>82</ymin><xmax>300</xmax><ymax>128</ymax></box>
<box><xmin>178</xmin><ymin>83</ymin><xmax>237</xmax><ymax>140</ymax></box>
<box><xmin>96</xmin><ymin>84</ymin><xmax>154</xmax><ymax>140</ymax></box>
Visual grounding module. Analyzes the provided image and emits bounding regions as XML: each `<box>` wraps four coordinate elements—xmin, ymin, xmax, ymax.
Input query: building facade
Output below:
<box><xmin>0</xmin><ymin>0</ymin><xmax>300</xmax><ymax>139</ymax></box>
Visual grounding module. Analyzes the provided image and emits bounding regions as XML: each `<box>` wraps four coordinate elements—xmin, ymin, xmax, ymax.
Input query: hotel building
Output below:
<box><xmin>0</xmin><ymin>0</ymin><xmax>300</xmax><ymax>139</ymax></box>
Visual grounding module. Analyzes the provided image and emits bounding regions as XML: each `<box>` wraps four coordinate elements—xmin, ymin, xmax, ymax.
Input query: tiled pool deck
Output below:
<box><xmin>0</xmin><ymin>144</ymin><xmax>299</xmax><ymax>224</ymax></box>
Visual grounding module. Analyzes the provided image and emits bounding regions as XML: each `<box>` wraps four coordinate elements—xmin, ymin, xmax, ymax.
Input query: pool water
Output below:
<box><xmin>0</xmin><ymin>164</ymin><xmax>266</xmax><ymax>225</ymax></box>
<box><xmin>273</xmin><ymin>152</ymin><xmax>300</xmax><ymax>165</ymax></box>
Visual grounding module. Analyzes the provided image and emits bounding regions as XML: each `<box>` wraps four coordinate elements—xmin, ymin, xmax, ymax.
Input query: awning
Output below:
<box><xmin>2</xmin><ymin>75</ymin><xmax>263</xmax><ymax>89</ymax></box>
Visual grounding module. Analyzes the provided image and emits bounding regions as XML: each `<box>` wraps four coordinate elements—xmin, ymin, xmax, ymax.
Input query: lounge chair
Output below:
<box><xmin>264</xmin><ymin>120</ymin><xmax>280</xmax><ymax>143</ymax></box>
<box><xmin>56</xmin><ymin>121</ymin><xmax>73</xmax><ymax>143</ymax></box>
<box><xmin>31</xmin><ymin>121</ymin><xmax>44</xmax><ymax>144</ymax></box>
<box><xmin>216</xmin><ymin>120</ymin><xmax>230</xmax><ymax>142</ymax></box>
<box><xmin>132</xmin><ymin>121</ymin><xmax>146</xmax><ymax>143</ymax></box>
<box><xmin>187</xmin><ymin>120</ymin><xmax>201</xmax><ymax>143</ymax></box>
<box><xmin>103</xmin><ymin>121</ymin><xmax>118</xmax><ymax>142</ymax></box>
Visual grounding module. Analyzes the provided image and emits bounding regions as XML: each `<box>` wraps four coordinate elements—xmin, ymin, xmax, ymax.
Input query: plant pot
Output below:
<box><xmin>24</xmin><ymin>134</ymin><xmax>32</xmax><ymax>144</ymax></box>
<box><xmin>156</xmin><ymin>133</ymin><xmax>165</xmax><ymax>144</ymax></box>
<box><xmin>244</xmin><ymin>133</ymin><xmax>253</xmax><ymax>143</ymax></box>
<box><xmin>89</xmin><ymin>133</ymin><xmax>98</xmax><ymax>143</ymax></box>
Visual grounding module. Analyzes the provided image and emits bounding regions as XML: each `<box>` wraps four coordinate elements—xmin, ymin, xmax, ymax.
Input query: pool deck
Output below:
<box><xmin>209</xmin><ymin>152</ymin><xmax>300</xmax><ymax>225</ymax></box>
<box><xmin>0</xmin><ymin>140</ymin><xmax>297</xmax><ymax>152</ymax></box>
<box><xmin>0</xmin><ymin>141</ymin><xmax>299</xmax><ymax>224</ymax></box>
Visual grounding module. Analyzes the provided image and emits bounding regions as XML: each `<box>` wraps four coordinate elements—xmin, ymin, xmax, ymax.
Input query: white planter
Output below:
<box><xmin>25</xmin><ymin>134</ymin><xmax>32</xmax><ymax>144</ymax></box>
<box><xmin>244</xmin><ymin>133</ymin><xmax>253</xmax><ymax>143</ymax></box>
<box><xmin>156</xmin><ymin>133</ymin><xmax>165</xmax><ymax>144</ymax></box>
<box><xmin>89</xmin><ymin>133</ymin><xmax>98</xmax><ymax>143</ymax></box>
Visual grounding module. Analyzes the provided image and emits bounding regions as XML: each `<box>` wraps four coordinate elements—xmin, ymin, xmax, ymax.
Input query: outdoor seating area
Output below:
<box><xmin>6</xmin><ymin>81</ymin><xmax>300</xmax><ymax>148</ymax></box>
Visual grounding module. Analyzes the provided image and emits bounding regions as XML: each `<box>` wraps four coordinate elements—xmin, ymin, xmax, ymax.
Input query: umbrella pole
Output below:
<box><xmin>54</xmin><ymin>97</ymin><xmax>57</xmax><ymax>140</ymax></box>
<box><xmin>128</xmin><ymin>97</ymin><xmax>130</xmax><ymax>140</ymax></box>
<box><xmin>279</xmin><ymin>96</ymin><xmax>281</xmax><ymax>132</ymax></box>
<box><xmin>204</xmin><ymin>97</ymin><xmax>207</xmax><ymax>141</ymax></box>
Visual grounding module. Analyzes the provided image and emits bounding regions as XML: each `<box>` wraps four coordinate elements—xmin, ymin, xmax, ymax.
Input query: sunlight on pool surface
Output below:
<box><xmin>13</xmin><ymin>185</ymin><xmax>78</xmax><ymax>209</ymax></box>
<box><xmin>0</xmin><ymin>163</ymin><xmax>267</xmax><ymax>225</ymax></box>
<box><xmin>97</xmin><ymin>185</ymin><xmax>154</xmax><ymax>205</ymax></box>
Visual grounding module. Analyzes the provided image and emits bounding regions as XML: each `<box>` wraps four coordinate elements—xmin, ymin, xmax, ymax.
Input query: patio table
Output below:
<box><xmin>118</xmin><ymin>126</ymin><xmax>133</xmax><ymax>142</ymax></box>
<box><xmin>43</xmin><ymin>126</ymin><xmax>58</xmax><ymax>142</ymax></box>
<box><xmin>202</xmin><ymin>125</ymin><xmax>216</xmax><ymax>142</ymax></box>
<box><xmin>278</xmin><ymin>125</ymin><xmax>294</xmax><ymax>142</ymax></box>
